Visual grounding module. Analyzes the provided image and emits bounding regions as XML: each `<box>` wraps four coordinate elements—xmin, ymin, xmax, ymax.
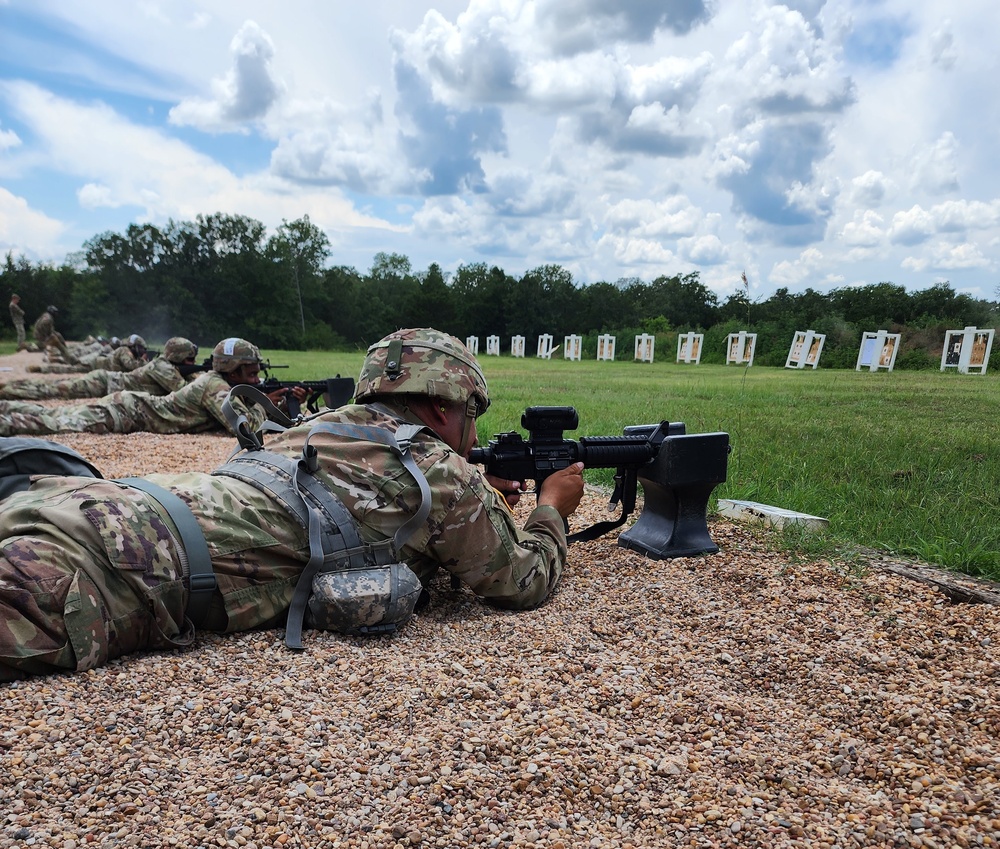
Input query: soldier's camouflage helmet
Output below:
<box><xmin>110</xmin><ymin>336</ymin><xmax>121</xmax><ymax>348</ymax></box>
<box><xmin>355</xmin><ymin>328</ymin><xmax>490</xmax><ymax>416</ymax></box>
<box><xmin>162</xmin><ymin>337</ymin><xmax>199</xmax><ymax>364</ymax></box>
<box><xmin>211</xmin><ymin>337</ymin><xmax>261</xmax><ymax>374</ymax></box>
<box><xmin>126</xmin><ymin>334</ymin><xmax>147</xmax><ymax>352</ymax></box>
<box><xmin>46</xmin><ymin>305</ymin><xmax>58</xmax><ymax>314</ymax></box>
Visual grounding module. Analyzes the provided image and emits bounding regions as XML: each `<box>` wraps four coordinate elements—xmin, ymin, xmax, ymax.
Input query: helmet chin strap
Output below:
<box><xmin>458</xmin><ymin>396</ymin><xmax>478</xmax><ymax>456</ymax></box>
<box><xmin>458</xmin><ymin>415</ymin><xmax>475</xmax><ymax>456</ymax></box>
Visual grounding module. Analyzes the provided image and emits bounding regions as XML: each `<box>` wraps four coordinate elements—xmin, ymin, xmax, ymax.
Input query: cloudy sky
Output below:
<box><xmin>2</xmin><ymin>0</ymin><xmax>998</xmax><ymax>302</ymax></box>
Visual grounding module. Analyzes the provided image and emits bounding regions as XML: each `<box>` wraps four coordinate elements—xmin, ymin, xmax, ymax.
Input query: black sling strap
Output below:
<box><xmin>117</xmin><ymin>477</ymin><xmax>217</xmax><ymax>629</ymax></box>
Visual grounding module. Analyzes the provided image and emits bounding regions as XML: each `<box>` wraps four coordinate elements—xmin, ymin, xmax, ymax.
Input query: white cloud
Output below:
<box><xmin>889</xmin><ymin>205</ymin><xmax>935</xmax><ymax>246</ymax></box>
<box><xmin>769</xmin><ymin>246</ymin><xmax>825</xmax><ymax>286</ymax></box>
<box><xmin>840</xmin><ymin>210</ymin><xmax>884</xmax><ymax>247</ymax></box>
<box><xmin>931</xmin><ymin>199</ymin><xmax>1000</xmax><ymax>232</ymax></box>
<box><xmin>5</xmin><ymin>1</ymin><xmax>1000</xmax><ymax>296</ymax></box>
<box><xmin>850</xmin><ymin>170</ymin><xmax>894</xmax><ymax>207</ymax></box>
<box><xmin>169</xmin><ymin>20</ymin><xmax>284</xmax><ymax>132</ymax></box>
<box><xmin>624</xmin><ymin>53</ymin><xmax>714</xmax><ymax>108</ymax></box>
<box><xmin>0</xmin><ymin>187</ymin><xmax>67</xmax><ymax>257</ymax></box>
<box><xmin>902</xmin><ymin>241</ymin><xmax>991</xmax><ymax>272</ymax></box>
<box><xmin>910</xmin><ymin>132</ymin><xmax>960</xmax><ymax>195</ymax></box>
<box><xmin>928</xmin><ymin>19</ymin><xmax>957</xmax><ymax>70</ymax></box>
<box><xmin>0</xmin><ymin>126</ymin><xmax>20</xmax><ymax>152</ymax></box>
<box><xmin>603</xmin><ymin>197</ymin><xmax>702</xmax><ymax>239</ymax></box>
<box><xmin>1</xmin><ymin>80</ymin><xmax>392</xmax><ymax>244</ymax></box>
<box><xmin>518</xmin><ymin>53</ymin><xmax>620</xmax><ymax>108</ymax></box>
<box><xmin>724</xmin><ymin>4</ymin><xmax>855</xmax><ymax>117</ymax></box>
<box><xmin>678</xmin><ymin>233</ymin><xmax>726</xmax><ymax>264</ymax></box>
<box><xmin>597</xmin><ymin>232</ymin><xmax>679</xmax><ymax>267</ymax></box>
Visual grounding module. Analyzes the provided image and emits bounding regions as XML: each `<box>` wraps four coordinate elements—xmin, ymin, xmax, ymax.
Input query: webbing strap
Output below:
<box><xmin>212</xmin><ymin>449</ymin><xmax>373</xmax><ymax>650</ymax></box>
<box><xmin>213</xmin><ymin>407</ymin><xmax>434</xmax><ymax>650</ymax></box>
<box><xmin>302</xmin><ymin>421</ymin><xmax>432</xmax><ymax>553</ymax></box>
<box><xmin>116</xmin><ymin>477</ymin><xmax>217</xmax><ymax>629</ymax></box>
<box><xmin>222</xmin><ymin>383</ymin><xmax>298</xmax><ymax>452</ymax></box>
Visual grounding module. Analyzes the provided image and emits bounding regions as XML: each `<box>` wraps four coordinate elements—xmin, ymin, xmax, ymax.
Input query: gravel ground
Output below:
<box><xmin>2</xmin><ymin>350</ymin><xmax>999</xmax><ymax>848</ymax></box>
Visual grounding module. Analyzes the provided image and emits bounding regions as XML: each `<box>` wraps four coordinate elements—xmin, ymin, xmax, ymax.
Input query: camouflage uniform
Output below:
<box><xmin>0</xmin><ymin>369</ymin><xmax>264</xmax><ymax>437</ymax></box>
<box><xmin>1</xmin><ymin>348</ymin><xmax>192</xmax><ymax>401</ymax></box>
<box><xmin>0</xmin><ymin>330</ymin><xmax>568</xmax><ymax>680</ymax></box>
<box><xmin>0</xmin><ymin>404</ymin><xmax>564</xmax><ymax>679</ymax></box>
<box><xmin>30</xmin><ymin>338</ymin><xmax>145</xmax><ymax>375</ymax></box>
<box><xmin>8</xmin><ymin>297</ymin><xmax>26</xmax><ymax>349</ymax></box>
<box><xmin>31</xmin><ymin>309</ymin><xmax>77</xmax><ymax>364</ymax></box>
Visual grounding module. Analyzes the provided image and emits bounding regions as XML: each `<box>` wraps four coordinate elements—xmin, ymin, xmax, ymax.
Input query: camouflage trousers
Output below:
<box><xmin>0</xmin><ymin>477</ymin><xmax>192</xmax><ymax>680</ymax></box>
<box><xmin>0</xmin><ymin>399</ymin><xmax>126</xmax><ymax>436</ymax></box>
<box><xmin>40</xmin><ymin>334</ymin><xmax>79</xmax><ymax>364</ymax></box>
<box><xmin>26</xmin><ymin>363</ymin><xmax>90</xmax><ymax>375</ymax></box>
<box><xmin>0</xmin><ymin>371</ymin><xmax>117</xmax><ymax>401</ymax></box>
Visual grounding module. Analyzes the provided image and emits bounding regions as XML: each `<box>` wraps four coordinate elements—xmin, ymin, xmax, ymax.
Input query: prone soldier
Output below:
<box><xmin>0</xmin><ymin>337</ymin><xmax>302</xmax><ymax>438</ymax></box>
<box><xmin>0</xmin><ymin>328</ymin><xmax>584</xmax><ymax>679</ymax></box>
<box><xmin>0</xmin><ymin>337</ymin><xmax>199</xmax><ymax>401</ymax></box>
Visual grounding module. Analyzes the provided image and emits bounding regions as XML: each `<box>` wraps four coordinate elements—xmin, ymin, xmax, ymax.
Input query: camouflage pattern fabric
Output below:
<box><xmin>0</xmin><ymin>357</ymin><xmax>187</xmax><ymax>401</ymax></box>
<box><xmin>31</xmin><ymin>343</ymin><xmax>143</xmax><ymax>374</ymax></box>
<box><xmin>0</xmin><ymin>370</ymin><xmax>266</xmax><ymax>437</ymax></box>
<box><xmin>9</xmin><ymin>299</ymin><xmax>25</xmax><ymax>348</ymax></box>
<box><xmin>69</xmin><ymin>339</ymin><xmax>107</xmax><ymax>359</ymax></box>
<box><xmin>0</xmin><ymin>477</ymin><xmax>192</xmax><ymax>680</ymax></box>
<box><xmin>259</xmin><ymin>403</ymin><xmax>566</xmax><ymax>608</ymax></box>
<box><xmin>0</xmin><ymin>401</ymin><xmax>567</xmax><ymax>678</ymax></box>
<box><xmin>31</xmin><ymin>312</ymin><xmax>55</xmax><ymax>346</ymax></box>
<box><xmin>356</xmin><ymin>327</ymin><xmax>489</xmax><ymax>410</ymax></box>
<box><xmin>31</xmin><ymin>312</ymin><xmax>77</xmax><ymax>364</ymax></box>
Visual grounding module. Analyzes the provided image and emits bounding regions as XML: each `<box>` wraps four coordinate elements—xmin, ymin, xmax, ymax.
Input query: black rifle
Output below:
<box><xmin>468</xmin><ymin>405</ymin><xmax>729</xmax><ymax>559</ymax></box>
<box><xmin>178</xmin><ymin>358</ymin><xmax>354</xmax><ymax>416</ymax></box>
<box><xmin>177</xmin><ymin>357</ymin><xmax>212</xmax><ymax>378</ymax></box>
<box><xmin>259</xmin><ymin>360</ymin><xmax>354</xmax><ymax>417</ymax></box>
<box><xmin>259</xmin><ymin>375</ymin><xmax>355</xmax><ymax>417</ymax></box>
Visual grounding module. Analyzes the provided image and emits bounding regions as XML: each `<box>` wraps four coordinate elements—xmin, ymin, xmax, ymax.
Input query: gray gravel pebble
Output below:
<box><xmin>1</xmin><ymin>351</ymin><xmax>999</xmax><ymax>848</ymax></box>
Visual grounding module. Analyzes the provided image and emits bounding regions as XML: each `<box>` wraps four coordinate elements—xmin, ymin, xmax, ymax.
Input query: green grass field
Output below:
<box><xmin>5</xmin><ymin>341</ymin><xmax>998</xmax><ymax>578</ymax></box>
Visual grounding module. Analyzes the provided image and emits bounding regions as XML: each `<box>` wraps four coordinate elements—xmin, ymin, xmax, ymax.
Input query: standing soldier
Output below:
<box><xmin>8</xmin><ymin>294</ymin><xmax>26</xmax><ymax>350</ymax></box>
<box><xmin>0</xmin><ymin>337</ymin><xmax>199</xmax><ymax>400</ymax></box>
<box><xmin>0</xmin><ymin>337</ymin><xmax>303</xmax><ymax>438</ymax></box>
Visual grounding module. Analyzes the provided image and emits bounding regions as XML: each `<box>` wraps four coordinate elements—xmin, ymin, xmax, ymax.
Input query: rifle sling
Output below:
<box><xmin>116</xmin><ymin>477</ymin><xmax>217</xmax><ymax>629</ymax></box>
<box><xmin>567</xmin><ymin>513</ymin><xmax>629</xmax><ymax>543</ymax></box>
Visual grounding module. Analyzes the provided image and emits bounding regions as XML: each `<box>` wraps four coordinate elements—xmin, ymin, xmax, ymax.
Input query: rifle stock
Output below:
<box><xmin>468</xmin><ymin>405</ymin><xmax>729</xmax><ymax>559</ymax></box>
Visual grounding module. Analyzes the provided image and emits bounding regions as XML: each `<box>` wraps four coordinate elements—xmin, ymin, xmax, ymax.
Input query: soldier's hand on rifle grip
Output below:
<box><xmin>486</xmin><ymin>475</ymin><xmax>524</xmax><ymax>509</ymax></box>
<box><xmin>266</xmin><ymin>384</ymin><xmax>307</xmax><ymax>411</ymax></box>
<box><xmin>538</xmin><ymin>462</ymin><xmax>585</xmax><ymax>519</ymax></box>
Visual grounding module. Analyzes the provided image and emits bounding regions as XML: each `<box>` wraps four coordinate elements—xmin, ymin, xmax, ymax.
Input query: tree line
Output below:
<box><xmin>3</xmin><ymin>212</ymin><xmax>999</xmax><ymax>370</ymax></box>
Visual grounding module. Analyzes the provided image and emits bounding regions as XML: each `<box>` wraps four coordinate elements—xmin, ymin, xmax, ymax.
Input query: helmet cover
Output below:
<box><xmin>211</xmin><ymin>337</ymin><xmax>261</xmax><ymax>374</ymax></box>
<box><xmin>355</xmin><ymin>328</ymin><xmax>489</xmax><ymax>415</ymax></box>
<box><xmin>162</xmin><ymin>337</ymin><xmax>199</xmax><ymax>364</ymax></box>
